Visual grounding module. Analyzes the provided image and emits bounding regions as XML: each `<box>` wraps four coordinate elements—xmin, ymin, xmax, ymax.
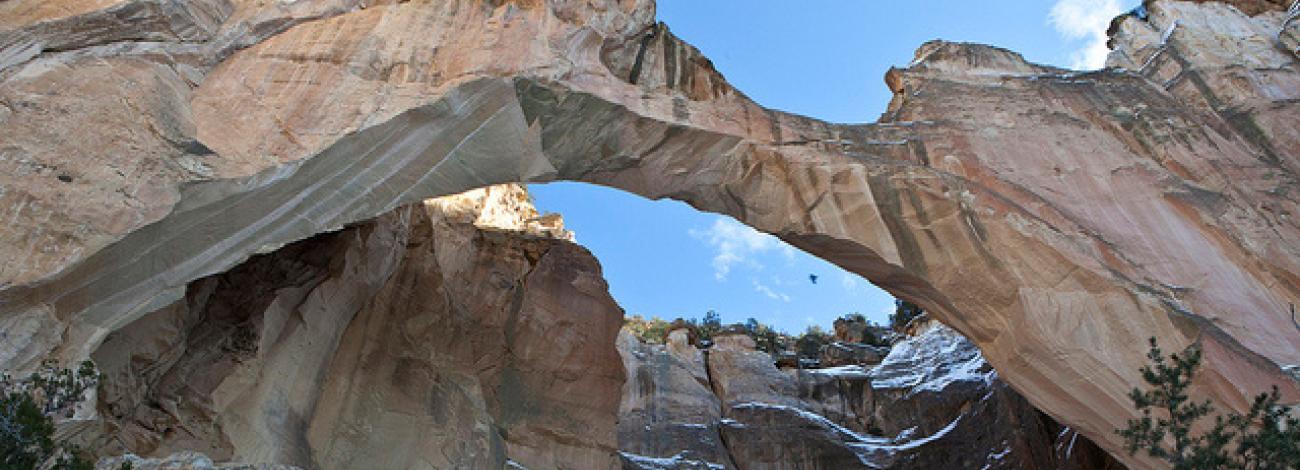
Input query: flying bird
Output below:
<box><xmin>809</xmin><ymin>274</ymin><xmax>818</xmax><ymax>284</ymax></box>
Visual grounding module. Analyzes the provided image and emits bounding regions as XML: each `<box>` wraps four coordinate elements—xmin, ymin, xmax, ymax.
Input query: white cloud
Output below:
<box><xmin>840</xmin><ymin>273</ymin><xmax>859</xmax><ymax>292</ymax></box>
<box><xmin>781</xmin><ymin>245</ymin><xmax>796</xmax><ymax>263</ymax></box>
<box><xmin>690</xmin><ymin>217</ymin><xmax>785</xmax><ymax>280</ymax></box>
<box><xmin>752</xmin><ymin>278</ymin><xmax>792</xmax><ymax>302</ymax></box>
<box><xmin>1049</xmin><ymin>0</ymin><xmax>1127</xmax><ymax>70</ymax></box>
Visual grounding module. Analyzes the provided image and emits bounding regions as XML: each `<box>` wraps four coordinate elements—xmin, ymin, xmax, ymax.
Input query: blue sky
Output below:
<box><xmin>531</xmin><ymin>0</ymin><xmax>1136</xmax><ymax>334</ymax></box>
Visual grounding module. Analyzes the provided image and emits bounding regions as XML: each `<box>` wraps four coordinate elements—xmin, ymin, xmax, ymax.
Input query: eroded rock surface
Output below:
<box><xmin>82</xmin><ymin>184</ymin><xmax>623</xmax><ymax>469</ymax></box>
<box><xmin>617</xmin><ymin>329</ymin><xmax>734</xmax><ymax>469</ymax></box>
<box><xmin>616</xmin><ymin>323</ymin><xmax>1122</xmax><ymax>469</ymax></box>
<box><xmin>96</xmin><ymin>451</ymin><xmax>302</xmax><ymax>470</ymax></box>
<box><xmin>1284</xmin><ymin>2</ymin><xmax>1300</xmax><ymax>57</ymax></box>
<box><xmin>2</xmin><ymin>0</ymin><xmax>1298</xmax><ymax>466</ymax></box>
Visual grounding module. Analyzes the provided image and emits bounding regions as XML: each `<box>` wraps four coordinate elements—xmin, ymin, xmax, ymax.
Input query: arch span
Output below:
<box><xmin>0</xmin><ymin>1</ymin><xmax>1297</xmax><ymax>467</ymax></box>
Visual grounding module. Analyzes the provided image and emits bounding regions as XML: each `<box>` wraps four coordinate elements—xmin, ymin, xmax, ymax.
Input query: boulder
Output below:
<box><xmin>832</xmin><ymin>316</ymin><xmax>870</xmax><ymax>344</ymax></box>
<box><xmin>820</xmin><ymin>342</ymin><xmax>888</xmax><ymax>367</ymax></box>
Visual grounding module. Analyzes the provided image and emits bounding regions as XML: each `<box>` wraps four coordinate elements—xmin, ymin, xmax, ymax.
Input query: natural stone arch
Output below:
<box><xmin>1</xmin><ymin>1</ymin><xmax>1297</xmax><ymax>467</ymax></box>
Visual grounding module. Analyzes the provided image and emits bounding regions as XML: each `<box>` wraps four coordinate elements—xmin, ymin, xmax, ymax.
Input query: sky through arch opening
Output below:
<box><xmin>530</xmin><ymin>181</ymin><xmax>897</xmax><ymax>334</ymax></box>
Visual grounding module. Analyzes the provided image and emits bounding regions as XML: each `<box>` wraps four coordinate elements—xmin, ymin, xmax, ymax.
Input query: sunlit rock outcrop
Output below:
<box><xmin>1</xmin><ymin>0</ymin><xmax>1297</xmax><ymax>466</ymax></box>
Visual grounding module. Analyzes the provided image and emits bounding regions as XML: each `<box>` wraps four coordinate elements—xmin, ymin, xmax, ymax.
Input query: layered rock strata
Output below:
<box><xmin>616</xmin><ymin>324</ymin><xmax>1122</xmax><ymax>469</ymax></box>
<box><xmin>1283</xmin><ymin>1</ymin><xmax>1300</xmax><ymax>57</ymax></box>
<box><xmin>96</xmin><ymin>452</ymin><xmax>303</xmax><ymax>470</ymax></box>
<box><xmin>1</xmin><ymin>0</ymin><xmax>1298</xmax><ymax>465</ymax></box>
<box><xmin>82</xmin><ymin>184</ymin><xmax>624</xmax><ymax>469</ymax></box>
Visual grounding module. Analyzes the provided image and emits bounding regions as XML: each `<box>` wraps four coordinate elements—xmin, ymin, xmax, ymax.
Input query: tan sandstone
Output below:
<box><xmin>82</xmin><ymin>184</ymin><xmax>623</xmax><ymax>469</ymax></box>
<box><xmin>1</xmin><ymin>1</ymin><xmax>1298</xmax><ymax>467</ymax></box>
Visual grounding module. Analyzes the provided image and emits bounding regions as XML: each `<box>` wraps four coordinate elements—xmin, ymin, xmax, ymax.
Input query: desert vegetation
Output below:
<box><xmin>1117</xmin><ymin>337</ymin><xmax>1300</xmax><ymax>469</ymax></box>
<box><xmin>1</xmin><ymin>361</ymin><xmax>99</xmax><ymax>470</ymax></box>
<box><xmin>623</xmin><ymin>299</ymin><xmax>922</xmax><ymax>367</ymax></box>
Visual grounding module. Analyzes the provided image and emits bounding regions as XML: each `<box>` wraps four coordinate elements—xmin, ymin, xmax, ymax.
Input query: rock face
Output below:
<box><xmin>96</xmin><ymin>452</ymin><xmax>303</xmax><ymax>470</ymax></box>
<box><xmin>617</xmin><ymin>329</ymin><xmax>735</xmax><ymax>469</ymax></box>
<box><xmin>616</xmin><ymin>324</ymin><xmax>1122</xmax><ymax>469</ymax></box>
<box><xmin>1</xmin><ymin>0</ymin><xmax>1298</xmax><ymax>466</ymax></box>
<box><xmin>1285</xmin><ymin>2</ymin><xmax>1300</xmax><ymax>57</ymax></box>
<box><xmin>822</xmin><ymin>315</ymin><xmax>890</xmax><ymax>367</ymax></box>
<box><xmin>820</xmin><ymin>341</ymin><xmax>887</xmax><ymax>368</ymax></box>
<box><xmin>84</xmin><ymin>184</ymin><xmax>624</xmax><ymax>469</ymax></box>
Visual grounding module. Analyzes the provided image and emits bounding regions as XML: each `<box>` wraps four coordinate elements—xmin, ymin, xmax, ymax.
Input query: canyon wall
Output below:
<box><xmin>83</xmin><ymin>185</ymin><xmax>624</xmax><ymax>469</ymax></box>
<box><xmin>616</xmin><ymin>320</ymin><xmax>1122</xmax><ymax>470</ymax></box>
<box><xmin>1</xmin><ymin>0</ymin><xmax>1298</xmax><ymax>467</ymax></box>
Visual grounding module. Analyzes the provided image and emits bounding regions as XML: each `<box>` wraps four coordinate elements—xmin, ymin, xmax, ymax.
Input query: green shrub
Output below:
<box><xmin>0</xmin><ymin>387</ymin><xmax>55</xmax><ymax>469</ymax></box>
<box><xmin>888</xmin><ymin>300</ymin><xmax>923</xmax><ymax>332</ymax></box>
<box><xmin>624</xmin><ymin>315</ymin><xmax>673</xmax><ymax>344</ymax></box>
<box><xmin>1117</xmin><ymin>337</ymin><xmax>1300</xmax><ymax>469</ymax></box>
<box><xmin>742</xmin><ymin>318</ymin><xmax>784</xmax><ymax>355</ymax></box>
<box><xmin>689</xmin><ymin>310</ymin><xmax>724</xmax><ymax>343</ymax></box>
<box><xmin>795</xmin><ymin>326</ymin><xmax>831</xmax><ymax>360</ymax></box>
<box><xmin>0</xmin><ymin>362</ymin><xmax>98</xmax><ymax>470</ymax></box>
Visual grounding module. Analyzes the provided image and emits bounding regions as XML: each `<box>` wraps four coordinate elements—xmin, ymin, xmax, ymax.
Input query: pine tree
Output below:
<box><xmin>888</xmin><ymin>300</ymin><xmax>923</xmax><ymax>331</ymax></box>
<box><xmin>0</xmin><ymin>363</ymin><xmax>97</xmax><ymax>470</ymax></box>
<box><xmin>0</xmin><ymin>387</ymin><xmax>55</xmax><ymax>469</ymax></box>
<box><xmin>1226</xmin><ymin>386</ymin><xmax>1300</xmax><ymax>470</ymax></box>
<box><xmin>1117</xmin><ymin>337</ymin><xmax>1300</xmax><ymax>469</ymax></box>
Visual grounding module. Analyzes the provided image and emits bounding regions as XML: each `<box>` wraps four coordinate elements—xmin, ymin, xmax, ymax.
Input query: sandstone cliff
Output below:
<box><xmin>1</xmin><ymin>0</ymin><xmax>1297</xmax><ymax>467</ymax></box>
<box><xmin>616</xmin><ymin>321</ymin><xmax>1122</xmax><ymax>469</ymax></box>
<box><xmin>81</xmin><ymin>184</ymin><xmax>623</xmax><ymax>469</ymax></box>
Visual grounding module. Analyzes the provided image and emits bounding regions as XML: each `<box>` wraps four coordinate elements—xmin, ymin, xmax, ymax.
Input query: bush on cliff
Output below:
<box><xmin>742</xmin><ymin>317</ymin><xmax>784</xmax><ymax>355</ymax></box>
<box><xmin>795</xmin><ymin>326</ymin><xmax>832</xmax><ymax>360</ymax></box>
<box><xmin>692</xmin><ymin>310</ymin><xmax>724</xmax><ymax>343</ymax></box>
<box><xmin>1117</xmin><ymin>337</ymin><xmax>1300</xmax><ymax>469</ymax></box>
<box><xmin>624</xmin><ymin>315</ymin><xmax>673</xmax><ymax>344</ymax></box>
<box><xmin>625</xmin><ymin>312</ymin><xmax>882</xmax><ymax>364</ymax></box>
<box><xmin>888</xmin><ymin>300</ymin><xmax>923</xmax><ymax>332</ymax></box>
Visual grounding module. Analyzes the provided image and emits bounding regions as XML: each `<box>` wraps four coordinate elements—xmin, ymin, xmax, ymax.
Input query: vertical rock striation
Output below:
<box><xmin>617</xmin><ymin>329</ymin><xmax>736</xmax><ymax>469</ymax></box>
<box><xmin>86</xmin><ymin>185</ymin><xmax>624</xmax><ymax>469</ymax></box>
